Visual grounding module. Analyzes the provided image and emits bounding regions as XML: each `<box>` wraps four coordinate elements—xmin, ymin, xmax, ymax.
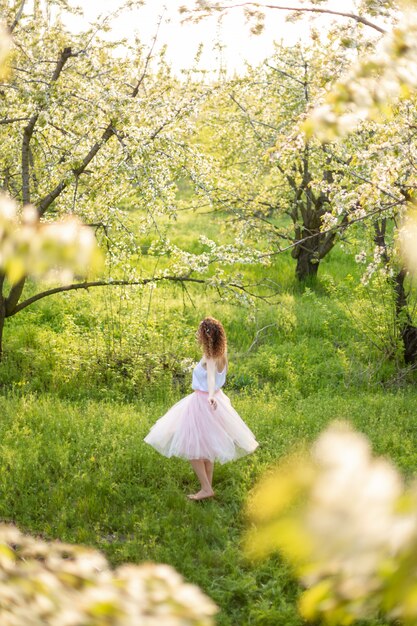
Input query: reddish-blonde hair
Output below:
<box><xmin>197</xmin><ymin>317</ymin><xmax>227</xmax><ymax>368</ymax></box>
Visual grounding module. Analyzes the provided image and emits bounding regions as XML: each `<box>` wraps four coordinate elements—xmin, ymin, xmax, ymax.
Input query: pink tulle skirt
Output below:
<box><xmin>144</xmin><ymin>390</ymin><xmax>258</xmax><ymax>464</ymax></box>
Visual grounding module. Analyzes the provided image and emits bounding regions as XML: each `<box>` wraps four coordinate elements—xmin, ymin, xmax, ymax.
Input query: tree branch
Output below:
<box><xmin>37</xmin><ymin>122</ymin><xmax>116</xmax><ymax>215</ymax></box>
<box><xmin>322</xmin><ymin>146</ymin><xmax>404</xmax><ymax>203</ymax></box>
<box><xmin>318</xmin><ymin>212</ymin><xmax>349</xmax><ymax>259</ymax></box>
<box><xmin>22</xmin><ymin>46</ymin><xmax>75</xmax><ymax>205</ymax></box>
<box><xmin>9</xmin><ymin>0</ymin><xmax>26</xmax><ymax>33</ymax></box>
<box><xmin>242</xmin><ymin>323</ymin><xmax>278</xmax><ymax>355</ymax></box>
<box><xmin>229</xmin><ymin>92</ymin><xmax>278</xmax><ymax>138</ymax></box>
<box><xmin>5</xmin><ymin>278</ymin><xmax>26</xmax><ymax>316</ymax></box>
<box><xmin>36</xmin><ymin>21</ymin><xmax>162</xmax><ymax>218</ymax></box>
<box><xmin>264</xmin><ymin>62</ymin><xmax>305</xmax><ymax>86</ymax></box>
<box><xmin>264</xmin><ymin>199</ymin><xmax>405</xmax><ymax>260</ymax></box>
<box><xmin>131</xmin><ymin>13</ymin><xmax>163</xmax><ymax>98</ymax></box>
<box><xmin>22</xmin><ymin>117</ymin><xmax>37</xmax><ymax>205</ymax></box>
<box><xmin>0</xmin><ymin>116</ymin><xmax>31</xmax><ymax>125</ymax></box>
<box><xmin>8</xmin><ymin>275</ymin><xmax>270</xmax><ymax>315</ymax></box>
<box><xmin>200</xmin><ymin>2</ymin><xmax>387</xmax><ymax>34</ymax></box>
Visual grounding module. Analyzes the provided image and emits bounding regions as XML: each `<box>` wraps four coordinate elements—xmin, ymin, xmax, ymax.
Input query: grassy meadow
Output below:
<box><xmin>0</xmin><ymin>207</ymin><xmax>416</xmax><ymax>625</ymax></box>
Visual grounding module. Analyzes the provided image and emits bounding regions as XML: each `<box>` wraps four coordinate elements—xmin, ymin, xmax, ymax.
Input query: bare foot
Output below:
<box><xmin>187</xmin><ymin>489</ymin><xmax>215</xmax><ymax>501</ymax></box>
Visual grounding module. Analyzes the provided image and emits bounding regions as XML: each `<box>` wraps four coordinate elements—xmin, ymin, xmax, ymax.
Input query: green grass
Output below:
<box><xmin>0</xmin><ymin>389</ymin><xmax>415</xmax><ymax>625</ymax></box>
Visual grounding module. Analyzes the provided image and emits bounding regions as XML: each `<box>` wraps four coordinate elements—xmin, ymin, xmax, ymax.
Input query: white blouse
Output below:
<box><xmin>191</xmin><ymin>360</ymin><xmax>226</xmax><ymax>392</ymax></box>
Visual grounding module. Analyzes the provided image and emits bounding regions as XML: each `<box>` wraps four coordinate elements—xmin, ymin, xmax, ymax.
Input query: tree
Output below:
<box><xmin>0</xmin><ymin>0</ymin><xmax>217</xmax><ymax>356</ymax></box>
<box><xmin>185</xmin><ymin>0</ymin><xmax>392</xmax><ymax>37</ymax></box>
<box><xmin>183</xmin><ymin>1</ymin><xmax>408</xmax><ymax>283</ymax></box>
<box><xmin>186</xmin><ymin>1</ymin><xmax>417</xmax><ymax>366</ymax></box>
<box><xmin>191</xmin><ymin>38</ymin><xmax>376</xmax><ymax>280</ymax></box>
<box><xmin>327</xmin><ymin>99</ymin><xmax>417</xmax><ymax>364</ymax></box>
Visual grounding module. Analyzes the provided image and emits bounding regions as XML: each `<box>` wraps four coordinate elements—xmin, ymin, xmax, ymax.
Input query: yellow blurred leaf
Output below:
<box><xmin>301</xmin><ymin>119</ymin><xmax>315</xmax><ymax>140</ymax></box>
<box><xmin>247</xmin><ymin>454</ymin><xmax>314</xmax><ymax>523</ymax></box>
<box><xmin>0</xmin><ymin>24</ymin><xmax>12</xmax><ymax>81</ymax></box>
<box><xmin>299</xmin><ymin>580</ymin><xmax>332</xmax><ymax>620</ymax></box>
<box><xmin>398</xmin><ymin>205</ymin><xmax>417</xmax><ymax>274</ymax></box>
<box><xmin>245</xmin><ymin>517</ymin><xmax>313</xmax><ymax>564</ymax></box>
<box><xmin>5</xmin><ymin>258</ymin><xmax>25</xmax><ymax>285</ymax></box>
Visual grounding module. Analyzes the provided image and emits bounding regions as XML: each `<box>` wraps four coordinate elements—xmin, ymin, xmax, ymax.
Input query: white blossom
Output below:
<box><xmin>0</xmin><ymin>525</ymin><xmax>218</xmax><ymax>625</ymax></box>
<box><xmin>321</xmin><ymin>212</ymin><xmax>338</xmax><ymax>230</ymax></box>
<box><xmin>0</xmin><ymin>195</ymin><xmax>101</xmax><ymax>284</ymax></box>
<box><xmin>355</xmin><ymin>250</ymin><xmax>367</xmax><ymax>264</ymax></box>
<box><xmin>248</xmin><ymin>422</ymin><xmax>417</xmax><ymax>624</ymax></box>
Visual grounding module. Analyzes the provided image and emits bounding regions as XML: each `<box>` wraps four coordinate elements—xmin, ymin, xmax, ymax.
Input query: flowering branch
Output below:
<box><xmin>9</xmin><ymin>275</ymin><xmax>274</xmax><ymax>315</ymax></box>
<box><xmin>259</xmin><ymin>199</ymin><xmax>407</xmax><ymax>260</ymax></box>
<box><xmin>187</xmin><ymin>2</ymin><xmax>387</xmax><ymax>34</ymax></box>
<box><xmin>9</xmin><ymin>0</ymin><xmax>27</xmax><ymax>33</ymax></box>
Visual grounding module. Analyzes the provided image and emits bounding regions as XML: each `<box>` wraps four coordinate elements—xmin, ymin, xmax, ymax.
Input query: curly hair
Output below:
<box><xmin>197</xmin><ymin>317</ymin><xmax>227</xmax><ymax>362</ymax></box>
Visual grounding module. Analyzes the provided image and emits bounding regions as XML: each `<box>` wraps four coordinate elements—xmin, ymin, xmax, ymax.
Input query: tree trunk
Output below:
<box><xmin>295</xmin><ymin>247</ymin><xmax>320</xmax><ymax>280</ymax></box>
<box><xmin>394</xmin><ymin>269</ymin><xmax>417</xmax><ymax>365</ymax></box>
<box><xmin>292</xmin><ymin>227</ymin><xmax>321</xmax><ymax>281</ymax></box>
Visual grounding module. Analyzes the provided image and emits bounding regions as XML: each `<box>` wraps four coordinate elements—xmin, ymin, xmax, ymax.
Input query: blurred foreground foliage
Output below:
<box><xmin>0</xmin><ymin>524</ymin><xmax>217</xmax><ymax>625</ymax></box>
<box><xmin>247</xmin><ymin>422</ymin><xmax>417</xmax><ymax>625</ymax></box>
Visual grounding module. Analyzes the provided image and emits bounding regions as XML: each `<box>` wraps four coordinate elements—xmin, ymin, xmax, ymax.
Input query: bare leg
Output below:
<box><xmin>204</xmin><ymin>460</ymin><xmax>214</xmax><ymax>488</ymax></box>
<box><xmin>188</xmin><ymin>460</ymin><xmax>215</xmax><ymax>500</ymax></box>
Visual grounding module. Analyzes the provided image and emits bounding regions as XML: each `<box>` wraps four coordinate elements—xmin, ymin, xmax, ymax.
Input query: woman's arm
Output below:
<box><xmin>206</xmin><ymin>358</ymin><xmax>217</xmax><ymax>410</ymax></box>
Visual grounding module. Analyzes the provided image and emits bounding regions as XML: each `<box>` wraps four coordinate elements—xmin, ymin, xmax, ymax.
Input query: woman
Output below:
<box><xmin>144</xmin><ymin>317</ymin><xmax>258</xmax><ymax>500</ymax></box>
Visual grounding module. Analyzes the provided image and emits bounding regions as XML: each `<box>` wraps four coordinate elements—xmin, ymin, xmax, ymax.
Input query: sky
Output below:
<box><xmin>65</xmin><ymin>0</ymin><xmax>358</xmax><ymax>75</ymax></box>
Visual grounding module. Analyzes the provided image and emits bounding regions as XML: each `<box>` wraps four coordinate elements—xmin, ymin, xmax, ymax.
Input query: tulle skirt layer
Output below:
<box><xmin>144</xmin><ymin>390</ymin><xmax>258</xmax><ymax>464</ymax></box>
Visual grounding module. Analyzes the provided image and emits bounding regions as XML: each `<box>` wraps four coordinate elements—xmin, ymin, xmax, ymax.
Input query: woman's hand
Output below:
<box><xmin>208</xmin><ymin>396</ymin><xmax>217</xmax><ymax>410</ymax></box>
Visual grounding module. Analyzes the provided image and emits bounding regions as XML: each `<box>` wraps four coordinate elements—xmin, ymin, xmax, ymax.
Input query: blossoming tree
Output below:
<box><xmin>0</xmin><ymin>0</ymin><xmax>224</xmax><ymax>357</ymax></box>
<box><xmin>188</xmin><ymin>0</ymin><xmax>417</xmax><ymax>362</ymax></box>
<box><xmin>193</xmin><ymin>39</ymin><xmax>357</xmax><ymax>281</ymax></box>
<box><xmin>0</xmin><ymin>523</ymin><xmax>217</xmax><ymax>625</ymax></box>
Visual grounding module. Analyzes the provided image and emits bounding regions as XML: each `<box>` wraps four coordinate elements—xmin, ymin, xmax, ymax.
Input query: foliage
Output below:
<box><xmin>246</xmin><ymin>421</ymin><xmax>417</xmax><ymax>625</ymax></box>
<box><xmin>0</xmin><ymin>20</ymin><xmax>10</xmax><ymax>78</ymax></box>
<box><xmin>2</xmin><ymin>2</ymin><xmax>417</xmax><ymax>625</ymax></box>
<box><xmin>185</xmin><ymin>0</ymin><xmax>417</xmax><ymax>297</ymax></box>
<box><xmin>399</xmin><ymin>208</ymin><xmax>417</xmax><ymax>274</ymax></box>
<box><xmin>0</xmin><ymin>194</ymin><xmax>101</xmax><ymax>285</ymax></box>
<box><xmin>0</xmin><ymin>523</ymin><xmax>217</xmax><ymax>625</ymax></box>
<box><xmin>0</xmin><ymin>199</ymin><xmax>415</xmax><ymax>625</ymax></box>
<box><xmin>0</xmin><ymin>0</ymin><xmax>241</xmax><ymax>353</ymax></box>
<box><xmin>0</xmin><ymin>210</ymin><xmax>412</xmax><ymax>400</ymax></box>
<box><xmin>307</xmin><ymin>2</ymin><xmax>417</xmax><ymax>139</ymax></box>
